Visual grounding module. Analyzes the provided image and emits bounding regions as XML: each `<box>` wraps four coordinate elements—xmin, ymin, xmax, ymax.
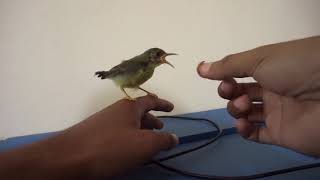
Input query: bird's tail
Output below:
<box><xmin>95</xmin><ymin>71</ymin><xmax>110</xmax><ymax>79</ymax></box>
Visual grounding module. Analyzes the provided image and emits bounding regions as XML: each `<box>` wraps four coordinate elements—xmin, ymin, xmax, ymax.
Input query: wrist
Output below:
<box><xmin>0</xmin><ymin>133</ymin><xmax>92</xmax><ymax>180</ymax></box>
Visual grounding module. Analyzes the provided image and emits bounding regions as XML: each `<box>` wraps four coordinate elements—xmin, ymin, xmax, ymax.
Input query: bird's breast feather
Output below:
<box><xmin>112</xmin><ymin>68</ymin><xmax>154</xmax><ymax>88</ymax></box>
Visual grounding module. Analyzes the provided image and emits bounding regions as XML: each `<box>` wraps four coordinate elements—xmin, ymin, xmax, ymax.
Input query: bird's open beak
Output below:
<box><xmin>161</xmin><ymin>53</ymin><xmax>178</xmax><ymax>68</ymax></box>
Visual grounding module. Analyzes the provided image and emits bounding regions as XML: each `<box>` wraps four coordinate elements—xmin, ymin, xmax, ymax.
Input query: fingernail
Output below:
<box><xmin>233</xmin><ymin>95</ymin><xmax>249</xmax><ymax>111</ymax></box>
<box><xmin>171</xmin><ymin>133</ymin><xmax>179</xmax><ymax>146</ymax></box>
<box><xmin>220</xmin><ymin>81</ymin><xmax>232</xmax><ymax>93</ymax></box>
<box><xmin>156</xmin><ymin>121</ymin><xmax>164</xmax><ymax>129</ymax></box>
<box><xmin>199</xmin><ymin>61</ymin><xmax>212</xmax><ymax>74</ymax></box>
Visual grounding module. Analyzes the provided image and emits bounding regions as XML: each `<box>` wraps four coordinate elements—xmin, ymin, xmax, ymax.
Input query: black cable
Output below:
<box><xmin>152</xmin><ymin>160</ymin><xmax>320</xmax><ymax>180</ymax></box>
<box><xmin>149</xmin><ymin>116</ymin><xmax>320</xmax><ymax>179</ymax></box>
<box><xmin>154</xmin><ymin>116</ymin><xmax>222</xmax><ymax>162</ymax></box>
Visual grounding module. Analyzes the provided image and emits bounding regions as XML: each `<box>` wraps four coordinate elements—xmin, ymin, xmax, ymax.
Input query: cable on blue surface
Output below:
<box><xmin>149</xmin><ymin>116</ymin><xmax>320</xmax><ymax>180</ymax></box>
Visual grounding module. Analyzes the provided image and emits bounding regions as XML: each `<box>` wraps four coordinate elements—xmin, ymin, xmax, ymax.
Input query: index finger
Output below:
<box><xmin>197</xmin><ymin>47</ymin><xmax>265</xmax><ymax>80</ymax></box>
<box><xmin>135</xmin><ymin>95</ymin><xmax>174</xmax><ymax>115</ymax></box>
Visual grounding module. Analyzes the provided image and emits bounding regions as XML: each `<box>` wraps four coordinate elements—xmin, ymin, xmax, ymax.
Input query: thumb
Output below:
<box><xmin>197</xmin><ymin>48</ymin><xmax>263</xmax><ymax>80</ymax></box>
<box><xmin>141</xmin><ymin>130</ymin><xmax>179</xmax><ymax>154</ymax></box>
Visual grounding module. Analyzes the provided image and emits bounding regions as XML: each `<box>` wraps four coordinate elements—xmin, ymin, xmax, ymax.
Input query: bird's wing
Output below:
<box><xmin>107</xmin><ymin>59</ymin><xmax>147</xmax><ymax>78</ymax></box>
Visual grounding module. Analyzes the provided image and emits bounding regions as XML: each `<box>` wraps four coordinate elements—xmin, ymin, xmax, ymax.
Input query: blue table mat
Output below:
<box><xmin>1</xmin><ymin>108</ymin><xmax>319</xmax><ymax>179</ymax></box>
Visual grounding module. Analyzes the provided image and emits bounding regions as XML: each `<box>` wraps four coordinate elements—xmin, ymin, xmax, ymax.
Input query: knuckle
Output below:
<box><xmin>134</xmin><ymin>97</ymin><xmax>151</xmax><ymax>113</ymax></box>
<box><xmin>140</xmin><ymin>96</ymin><xmax>155</xmax><ymax>107</ymax></box>
<box><xmin>227</xmin><ymin>101</ymin><xmax>237</xmax><ymax>117</ymax></box>
<box><xmin>227</xmin><ymin>101</ymin><xmax>242</xmax><ymax>119</ymax></box>
<box><xmin>254</xmin><ymin>44</ymin><xmax>274</xmax><ymax>56</ymax></box>
<box><xmin>157</xmin><ymin>132</ymin><xmax>173</xmax><ymax>150</ymax></box>
<box><xmin>116</xmin><ymin>99</ymin><xmax>139</xmax><ymax>113</ymax></box>
<box><xmin>222</xmin><ymin>54</ymin><xmax>234</xmax><ymax>63</ymax></box>
<box><xmin>137</xmin><ymin>131</ymin><xmax>154</xmax><ymax>146</ymax></box>
<box><xmin>142</xmin><ymin>132</ymin><xmax>159</xmax><ymax>151</ymax></box>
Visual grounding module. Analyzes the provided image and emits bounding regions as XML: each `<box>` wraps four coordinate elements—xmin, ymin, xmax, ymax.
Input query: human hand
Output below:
<box><xmin>61</xmin><ymin>95</ymin><xmax>179</xmax><ymax>178</ymax></box>
<box><xmin>197</xmin><ymin>36</ymin><xmax>320</xmax><ymax>156</ymax></box>
<box><xmin>0</xmin><ymin>95</ymin><xmax>178</xmax><ymax>179</ymax></box>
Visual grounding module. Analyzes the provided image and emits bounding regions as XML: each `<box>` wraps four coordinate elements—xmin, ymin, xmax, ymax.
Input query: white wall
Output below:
<box><xmin>1</xmin><ymin>0</ymin><xmax>319</xmax><ymax>138</ymax></box>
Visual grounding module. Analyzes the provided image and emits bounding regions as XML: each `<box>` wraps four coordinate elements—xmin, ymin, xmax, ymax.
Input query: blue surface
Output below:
<box><xmin>1</xmin><ymin>108</ymin><xmax>320</xmax><ymax>179</ymax></box>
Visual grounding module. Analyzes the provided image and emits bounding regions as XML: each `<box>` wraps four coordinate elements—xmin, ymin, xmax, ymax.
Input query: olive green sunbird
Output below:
<box><xmin>95</xmin><ymin>48</ymin><xmax>177</xmax><ymax>100</ymax></box>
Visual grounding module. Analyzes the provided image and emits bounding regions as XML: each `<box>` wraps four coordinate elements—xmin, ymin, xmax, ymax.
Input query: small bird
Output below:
<box><xmin>95</xmin><ymin>48</ymin><xmax>177</xmax><ymax>100</ymax></box>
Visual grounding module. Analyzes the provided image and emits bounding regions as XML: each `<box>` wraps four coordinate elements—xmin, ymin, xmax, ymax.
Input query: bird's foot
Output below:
<box><xmin>138</xmin><ymin>87</ymin><xmax>158</xmax><ymax>98</ymax></box>
<box><xmin>147</xmin><ymin>93</ymin><xmax>158</xmax><ymax>99</ymax></box>
<box><xmin>124</xmin><ymin>96</ymin><xmax>136</xmax><ymax>101</ymax></box>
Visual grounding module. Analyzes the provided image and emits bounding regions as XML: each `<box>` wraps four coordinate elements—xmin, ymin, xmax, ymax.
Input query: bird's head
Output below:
<box><xmin>144</xmin><ymin>48</ymin><xmax>177</xmax><ymax>68</ymax></box>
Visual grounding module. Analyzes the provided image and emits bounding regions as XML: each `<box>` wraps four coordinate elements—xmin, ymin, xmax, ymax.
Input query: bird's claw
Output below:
<box><xmin>124</xmin><ymin>96</ymin><xmax>136</xmax><ymax>101</ymax></box>
<box><xmin>148</xmin><ymin>93</ymin><xmax>158</xmax><ymax>99</ymax></box>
